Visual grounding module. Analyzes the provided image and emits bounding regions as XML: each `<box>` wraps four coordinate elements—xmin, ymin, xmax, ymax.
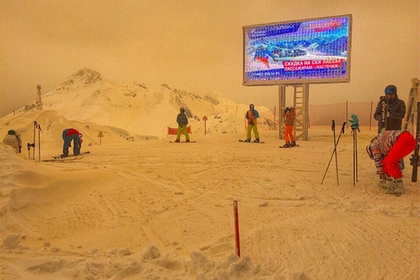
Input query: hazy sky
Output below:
<box><xmin>1</xmin><ymin>0</ymin><xmax>419</xmax><ymax>117</ymax></box>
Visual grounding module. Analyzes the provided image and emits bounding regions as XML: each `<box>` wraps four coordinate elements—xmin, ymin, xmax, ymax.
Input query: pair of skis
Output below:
<box><xmin>27</xmin><ymin>121</ymin><xmax>42</xmax><ymax>161</ymax></box>
<box><xmin>380</xmin><ymin>96</ymin><xmax>388</xmax><ymax>132</ymax></box>
<box><xmin>43</xmin><ymin>151</ymin><xmax>90</xmax><ymax>162</ymax></box>
<box><xmin>410</xmin><ymin>102</ymin><xmax>420</xmax><ymax>182</ymax></box>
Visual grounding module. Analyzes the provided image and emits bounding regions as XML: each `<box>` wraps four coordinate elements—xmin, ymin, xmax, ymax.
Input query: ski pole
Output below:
<box><xmin>332</xmin><ymin>120</ymin><xmax>339</xmax><ymax>185</ymax></box>
<box><xmin>352</xmin><ymin>129</ymin><xmax>357</xmax><ymax>186</ymax></box>
<box><xmin>321</xmin><ymin>122</ymin><xmax>346</xmax><ymax>184</ymax></box>
<box><xmin>33</xmin><ymin>121</ymin><xmax>36</xmax><ymax>160</ymax></box>
<box><xmin>349</xmin><ymin>114</ymin><xmax>360</xmax><ymax>186</ymax></box>
<box><xmin>37</xmin><ymin>123</ymin><xmax>42</xmax><ymax>162</ymax></box>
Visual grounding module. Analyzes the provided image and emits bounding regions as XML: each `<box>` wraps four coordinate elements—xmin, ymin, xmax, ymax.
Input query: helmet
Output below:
<box><xmin>384</xmin><ymin>85</ymin><xmax>397</xmax><ymax>95</ymax></box>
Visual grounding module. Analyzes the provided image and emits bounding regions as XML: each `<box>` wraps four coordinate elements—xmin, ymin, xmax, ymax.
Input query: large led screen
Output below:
<box><xmin>243</xmin><ymin>15</ymin><xmax>352</xmax><ymax>86</ymax></box>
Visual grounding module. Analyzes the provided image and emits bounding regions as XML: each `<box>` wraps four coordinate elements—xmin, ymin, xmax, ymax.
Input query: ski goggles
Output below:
<box><xmin>385</xmin><ymin>88</ymin><xmax>396</xmax><ymax>95</ymax></box>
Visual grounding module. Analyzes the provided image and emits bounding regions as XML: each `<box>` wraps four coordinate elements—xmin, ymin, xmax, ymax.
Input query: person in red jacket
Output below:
<box><xmin>366</xmin><ymin>130</ymin><xmax>416</xmax><ymax>196</ymax></box>
<box><xmin>62</xmin><ymin>128</ymin><xmax>83</xmax><ymax>157</ymax></box>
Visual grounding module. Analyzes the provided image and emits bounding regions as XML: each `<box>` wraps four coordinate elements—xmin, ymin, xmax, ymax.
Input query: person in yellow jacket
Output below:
<box><xmin>245</xmin><ymin>104</ymin><xmax>260</xmax><ymax>142</ymax></box>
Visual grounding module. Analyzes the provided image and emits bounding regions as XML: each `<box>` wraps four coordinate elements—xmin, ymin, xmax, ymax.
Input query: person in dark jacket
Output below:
<box><xmin>373</xmin><ymin>85</ymin><xmax>406</xmax><ymax>133</ymax></box>
<box><xmin>62</xmin><ymin>128</ymin><xmax>83</xmax><ymax>157</ymax></box>
<box><xmin>175</xmin><ymin>108</ymin><xmax>190</xmax><ymax>142</ymax></box>
<box><xmin>3</xmin><ymin>130</ymin><xmax>22</xmax><ymax>153</ymax></box>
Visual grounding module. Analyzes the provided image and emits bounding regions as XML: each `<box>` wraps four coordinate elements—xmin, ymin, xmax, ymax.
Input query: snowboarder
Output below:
<box><xmin>175</xmin><ymin>108</ymin><xmax>190</xmax><ymax>142</ymax></box>
<box><xmin>282</xmin><ymin>107</ymin><xmax>296</xmax><ymax>147</ymax></box>
<box><xmin>373</xmin><ymin>85</ymin><xmax>406</xmax><ymax>133</ymax></box>
<box><xmin>366</xmin><ymin>130</ymin><xmax>416</xmax><ymax>196</ymax></box>
<box><xmin>245</xmin><ymin>104</ymin><xmax>260</xmax><ymax>142</ymax></box>
<box><xmin>61</xmin><ymin>128</ymin><xmax>83</xmax><ymax>157</ymax></box>
<box><xmin>3</xmin><ymin>130</ymin><xmax>22</xmax><ymax>153</ymax></box>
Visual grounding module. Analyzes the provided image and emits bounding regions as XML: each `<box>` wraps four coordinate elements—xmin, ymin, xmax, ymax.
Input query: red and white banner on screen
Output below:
<box><xmin>282</xmin><ymin>59</ymin><xmax>344</xmax><ymax>71</ymax></box>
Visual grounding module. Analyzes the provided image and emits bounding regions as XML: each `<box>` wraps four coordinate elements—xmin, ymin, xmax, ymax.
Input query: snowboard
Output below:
<box><xmin>43</xmin><ymin>157</ymin><xmax>83</xmax><ymax>162</ymax></box>
<box><xmin>279</xmin><ymin>145</ymin><xmax>300</xmax><ymax>148</ymax></box>
<box><xmin>380</xmin><ymin>96</ymin><xmax>388</xmax><ymax>132</ymax></box>
<box><xmin>169</xmin><ymin>141</ymin><xmax>196</xmax><ymax>143</ymax></box>
<box><xmin>410</xmin><ymin>102</ymin><xmax>420</xmax><ymax>182</ymax></box>
<box><xmin>239</xmin><ymin>140</ymin><xmax>265</xmax><ymax>143</ymax></box>
<box><xmin>52</xmin><ymin>151</ymin><xmax>90</xmax><ymax>159</ymax></box>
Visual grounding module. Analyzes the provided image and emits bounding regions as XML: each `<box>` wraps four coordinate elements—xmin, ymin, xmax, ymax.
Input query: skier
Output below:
<box><xmin>61</xmin><ymin>128</ymin><xmax>83</xmax><ymax>157</ymax></box>
<box><xmin>3</xmin><ymin>130</ymin><xmax>22</xmax><ymax>153</ymax></box>
<box><xmin>253</xmin><ymin>45</ymin><xmax>276</xmax><ymax>68</ymax></box>
<box><xmin>366</xmin><ymin>130</ymin><xmax>416</xmax><ymax>196</ymax></box>
<box><xmin>282</xmin><ymin>107</ymin><xmax>296</xmax><ymax>147</ymax></box>
<box><xmin>175</xmin><ymin>108</ymin><xmax>190</xmax><ymax>142</ymax></box>
<box><xmin>244</xmin><ymin>104</ymin><xmax>260</xmax><ymax>142</ymax></box>
<box><xmin>373</xmin><ymin>85</ymin><xmax>406</xmax><ymax>133</ymax></box>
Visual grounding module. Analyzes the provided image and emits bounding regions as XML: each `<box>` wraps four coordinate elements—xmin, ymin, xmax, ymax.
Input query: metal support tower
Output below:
<box><xmin>36</xmin><ymin>84</ymin><xmax>43</xmax><ymax>110</ymax></box>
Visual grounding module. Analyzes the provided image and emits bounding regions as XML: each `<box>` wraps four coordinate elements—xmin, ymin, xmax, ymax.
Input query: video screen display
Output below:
<box><xmin>243</xmin><ymin>15</ymin><xmax>352</xmax><ymax>85</ymax></box>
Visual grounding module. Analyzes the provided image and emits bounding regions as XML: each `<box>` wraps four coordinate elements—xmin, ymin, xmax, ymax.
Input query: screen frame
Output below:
<box><xmin>243</xmin><ymin>14</ymin><xmax>352</xmax><ymax>86</ymax></box>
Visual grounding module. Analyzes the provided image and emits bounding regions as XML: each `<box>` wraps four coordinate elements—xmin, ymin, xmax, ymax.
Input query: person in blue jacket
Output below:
<box><xmin>245</xmin><ymin>104</ymin><xmax>260</xmax><ymax>142</ymax></box>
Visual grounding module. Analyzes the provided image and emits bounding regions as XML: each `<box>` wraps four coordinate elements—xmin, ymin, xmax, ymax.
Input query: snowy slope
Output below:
<box><xmin>6</xmin><ymin>68</ymin><xmax>275</xmax><ymax>139</ymax></box>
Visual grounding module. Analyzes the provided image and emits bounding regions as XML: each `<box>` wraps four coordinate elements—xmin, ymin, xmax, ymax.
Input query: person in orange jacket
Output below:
<box><xmin>282</xmin><ymin>106</ymin><xmax>296</xmax><ymax>147</ymax></box>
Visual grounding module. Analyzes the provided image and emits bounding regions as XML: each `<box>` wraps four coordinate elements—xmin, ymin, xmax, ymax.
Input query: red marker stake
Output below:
<box><xmin>233</xmin><ymin>200</ymin><xmax>241</xmax><ymax>257</ymax></box>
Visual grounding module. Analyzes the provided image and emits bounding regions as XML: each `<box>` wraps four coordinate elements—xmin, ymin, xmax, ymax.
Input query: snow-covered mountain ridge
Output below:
<box><xmin>2</xmin><ymin>68</ymin><xmax>275</xmax><ymax>146</ymax></box>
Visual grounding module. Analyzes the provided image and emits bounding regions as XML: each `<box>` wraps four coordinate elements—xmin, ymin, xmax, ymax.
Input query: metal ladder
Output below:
<box><xmin>293</xmin><ymin>84</ymin><xmax>309</xmax><ymax>141</ymax></box>
<box><xmin>278</xmin><ymin>84</ymin><xmax>309</xmax><ymax>141</ymax></box>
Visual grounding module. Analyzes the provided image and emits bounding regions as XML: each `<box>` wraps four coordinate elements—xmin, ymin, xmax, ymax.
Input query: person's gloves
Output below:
<box><xmin>18</xmin><ymin>146</ymin><xmax>22</xmax><ymax>153</ymax></box>
<box><xmin>249</xmin><ymin>120</ymin><xmax>254</xmax><ymax>125</ymax></box>
<box><xmin>284</xmin><ymin>107</ymin><xmax>290</xmax><ymax>114</ymax></box>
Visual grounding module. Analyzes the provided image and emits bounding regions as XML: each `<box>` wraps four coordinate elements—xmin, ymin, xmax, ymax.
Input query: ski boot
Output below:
<box><xmin>175</xmin><ymin>139</ymin><xmax>180</xmax><ymax>142</ymax></box>
<box><xmin>186</xmin><ymin>139</ymin><xmax>190</xmax><ymax>142</ymax></box>
<box><xmin>291</xmin><ymin>141</ymin><xmax>296</xmax><ymax>147</ymax></box>
<box><xmin>253</xmin><ymin>138</ymin><xmax>260</xmax><ymax>143</ymax></box>
<box><xmin>386</xmin><ymin>178</ymin><xmax>405</xmax><ymax>196</ymax></box>
<box><xmin>377</xmin><ymin>174</ymin><xmax>392</xmax><ymax>189</ymax></box>
<box><xmin>283</xmin><ymin>142</ymin><xmax>291</xmax><ymax>148</ymax></box>
<box><xmin>60</xmin><ymin>153</ymin><xmax>69</xmax><ymax>158</ymax></box>
<box><xmin>244</xmin><ymin>138</ymin><xmax>251</xmax><ymax>142</ymax></box>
